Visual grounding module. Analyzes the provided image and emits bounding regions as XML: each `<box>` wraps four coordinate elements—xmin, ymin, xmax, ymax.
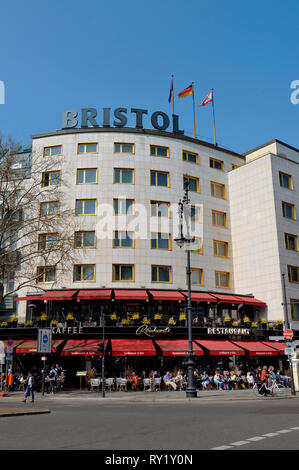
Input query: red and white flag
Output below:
<box><xmin>200</xmin><ymin>90</ymin><xmax>213</xmax><ymax>106</ymax></box>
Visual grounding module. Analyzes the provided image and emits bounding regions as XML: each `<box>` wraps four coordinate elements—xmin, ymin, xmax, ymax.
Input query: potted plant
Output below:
<box><xmin>25</xmin><ymin>320</ymin><xmax>33</xmax><ymax>327</ymax></box>
<box><xmin>251</xmin><ymin>321</ymin><xmax>258</xmax><ymax>328</ymax></box>
<box><xmin>277</xmin><ymin>319</ymin><xmax>283</xmax><ymax>330</ymax></box>
<box><xmin>260</xmin><ymin>317</ymin><xmax>267</xmax><ymax>330</ymax></box>
<box><xmin>243</xmin><ymin>315</ymin><xmax>251</xmax><ymax>327</ymax></box>
<box><xmin>1</xmin><ymin>321</ymin><xmax>8</xmax><ymax>328</ymax></box>
<box><xmin>132</xmin><ymin>313</ymin><xmax>140</xmax><ymax>325</ymax></box>
<box><xmin>179</xmin><ymin>312</ymin><xmax>187</xmax><ymax>326</ymax></box>
<box><xmin>110</xmin><ymin>312</ymin><xmax>118</xmax><ymax>324</ymax></box>
<box><xmin>50</xmin><ymin>319</ymin><xmax>58</xmax><ymax>327</ymax></box>
<box><xmin>268</xmin><ymin>322</ymin><xmax>274</xmax><ymax>330</ymax></box>
<box><xmin>232</xmin><ymin>321</ymin><xmax>239</xmax><ymax>327</ymax></box>
<box><xmin>40</xmin><ymin>313</ymin><xmax>48</xmax><ymax>325</ymax></box>
<box><xmin>224</xmin><ymin>314</ymin><xmax>231</xmax><ymax>327</ymax></box>
<box><xmin>121</xmin><ymin>318</ymin><xmax>129</xmax><ymax>326</ymax></box>
<box><xmin>66</xmin><ymin>313</ymin><xmax>74</xmax><ymax>326</ymax></box>
<box><xmin>11</xmin><ymin>314</ymin><xmax>18</xmax><ymax>327</ymax></box>
<box><xmin>168</xmin><ymin>317</ymin><xmax>177</xmax><ymax>326</ymax></box>
<box><xmin>142</xmin><ymin>317</ymin><xmax>150</xmax><ymax>325</ymax></box>
<box><xmin>154</xmin><ymin>313</ymin><xmax>162</xmax><ymax>325</ymax></box>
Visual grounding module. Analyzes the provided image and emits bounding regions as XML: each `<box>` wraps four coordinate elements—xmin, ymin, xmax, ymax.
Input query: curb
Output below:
<box><xmin>0</xmin><ymin>409</ymin><xmax>51</xmax><ymax>418</ymax></box>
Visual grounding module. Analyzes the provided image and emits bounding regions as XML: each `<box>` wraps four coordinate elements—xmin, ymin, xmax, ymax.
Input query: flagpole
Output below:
<box><xmin>172</xmin><ymin>75</ymin><xmax>174</xmax><ymax>116</ymax></box>
<box><xmin>192</xmin><ymin>82</ymin><xmax>196</xmax><ymax>138</ymax></box>
<box><xmin>211</xmin><ymin>88</ymin><xmax>216</xmax><ymax>146</ymax></box>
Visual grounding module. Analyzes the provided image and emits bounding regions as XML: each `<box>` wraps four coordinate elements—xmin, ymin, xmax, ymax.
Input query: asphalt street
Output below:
<box><xmin>0</xmin><ymin>391</ymin><xmax>299</xmax><ymax>450</ymax></box>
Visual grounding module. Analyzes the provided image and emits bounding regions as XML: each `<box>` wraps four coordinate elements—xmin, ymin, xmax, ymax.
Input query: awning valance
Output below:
<box><xmin>77</xmin><ymin>290</ymin><xmax>112</xmax><ymax>300</ymax></box>
<box><xmin>16</xmin><ymin>340</ymin><xmax>64</xmax><ymax>354</ymax></box>
<box><xmin>260</xmin><ymin>341</ymin><xmax>286</xmax><ymax>355</ymax></box>
<box><xmin>195</xmin><ymin>339</ymin><xmax>245</xmax><ymax>356</ymax></box>
<box><xmin>154</xmin><ymin>339</ymin><xmax>204</xmax><ymax>356</ymax></box>
<box><xmin>114</xmin><ymin>290</ymin><xmax>149</xmax><ymax>301</ymax></box>
<box><xmin>211</xmin><ymin>294</ymin><xmax>244</xmax><ymax>305</ymax></box>
<box><xmin>13</xmin><ymin>295</ymin><xmax>43</xmax><ymax>302</ymax></box>
<box><xmin>41</xmin><ymin>290</ymin><xmax>78</xmax><ymax>301</ymax></box>
<box><xmin>61</xmin><ymin>339</ymin><xmax>108</xmax><ymax>356</ymax></box>
<box><xmin>180</xmin><ymin>291</ymin><xmax>217</xmax><ymax>302</ymax></box>
<box><xmin>0</xmin><ymin>340</ymin><xmax>26</xmax><ymax>351</ymax></box>
<box><xmin>231</xmin><ymin>341</ymin><xmax>279</xmax><ymax>356</ymax></box>
<box><xmin>236</xmin><ymin>296</ymin><xmax>267</xmax><ymax>306</ymax></box>
<box><xmin>111</xmin><ymin>339</ymin><xmax>156</xmax><ymax>356</ymax></box>
<box><xmin>148</xmin><ymin>290</ymin><xmax>185</xmax><ymax>301</ymax></box>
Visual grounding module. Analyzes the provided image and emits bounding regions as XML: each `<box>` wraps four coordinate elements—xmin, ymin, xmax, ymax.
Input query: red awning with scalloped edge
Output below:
<box><xmin>114</xmin><ymin>290</ymin><xmax>149</xmax><ymax>300</ymax></box>
<box><xmin>148</xmin><ymin>291</ymin><xmax>185</xmax><ymax>301</ymax></box>
<box><xmin>194</xmin><ymin>339</ymin><xmax>245</xmax><ymax>356</ymax></box>
<box><xmin>155</xmin><ymin>339</ymin><xmax>204</xmax><ymax>356</ymax></box>
<box><xmin>16</xmin><ymin>340</ymin><xmax>64</xmax><ymax>354</ymax></box>
<box><xmin>61</xmin><ymin>339</ymin><xmax>108</xmax><ymax>356</ymax></box>
<box><xmin>111</xmin><ymin>339</ymin><xmax>156</xmax><ymax>356</ymax></box>
<box><xmin>231</xmin><ymin>341</ymin><xmax>279</xmax><ymax>356</ymax></box>
<box><xmin>77</xmin><ymin>290</ymin><xmax>112</xmax><ymax>300</ymax></box>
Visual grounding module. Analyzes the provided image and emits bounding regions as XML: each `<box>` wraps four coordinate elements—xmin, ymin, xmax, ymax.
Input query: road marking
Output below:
<box><xmin>262</xmin><ymin>433</ymin><xmax>280</xmax><ymax>437</ymax></box>
<box><xmin>290</xmin><ymin>427</ymin><xmax>299</xmax><ymax>430</ymax></box>
<box><xmin>276</xmin><ymin>429</ymin><xmax>292</xmax><ymax>434</ymax></box>
<box><xmin>246</xmin><ymin>436</ymin><xmax>265</xmax><ymax>441</ymax></box>
<box><xmin>229</xmin><ymin>441</ymin><xmax>249</xmax><ymax>446</ymax></box>
<box><xmin>212</xmin><ymin>445</ymin><xmax>233</xmax><ymax>450</ymax></box>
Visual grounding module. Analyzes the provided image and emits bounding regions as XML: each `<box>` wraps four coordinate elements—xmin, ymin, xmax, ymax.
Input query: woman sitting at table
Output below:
<box><xmin>129</xmin><ymin>371</ymin><xmax>140</xmax><ymax>391</ymax></box>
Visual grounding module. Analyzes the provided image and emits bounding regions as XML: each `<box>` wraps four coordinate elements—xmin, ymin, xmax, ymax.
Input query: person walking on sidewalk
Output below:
<box><xmin>23</xmin><ymin>371</ymin><xmax>35</xmax><ymax>403</ymax></box>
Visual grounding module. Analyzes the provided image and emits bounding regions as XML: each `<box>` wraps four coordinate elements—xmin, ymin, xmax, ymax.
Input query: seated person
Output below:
<box><xmin>163</xmin><ymin>371</ymin><xmax>177</xmax><ymax>390</ymax></box>
<box><xmin>276</xmin><ymin>370</ymin><xmax>289</xmax><ymax>387</ymax></box>
<box><xmin>213</xmin><ymin>370</ymin><xmax>225</xmax><ymax>390</ymax></box>
<box><xmin>201</xmin><ymin>371</ymin><xmax>210</xmax><ymax>390</ymax></box>
<box><xmin>129</xmin><ymin>372</ymin><xmax>140</xmax><ymax>391</ymax></box>
<box><xmin>246</xmin><ymin>372</ymin><xmax>254</xmax><ymax>388</ymax></box>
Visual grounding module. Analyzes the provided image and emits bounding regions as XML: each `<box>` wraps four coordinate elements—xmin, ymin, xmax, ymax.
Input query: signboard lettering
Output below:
<box><xmin>136</xmin><ymin>326</ymin><xmax>171</xmax><ymax>337</ymax></box>
<box><xmin>207</xmin><ymin>327</ymin><xmax>251</xmax><ymax>336</ymax></box>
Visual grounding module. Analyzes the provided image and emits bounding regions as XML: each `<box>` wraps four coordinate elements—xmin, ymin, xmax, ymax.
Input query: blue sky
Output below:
<box><xmin>1</xmin><ymin>0</ymin><xmax>298</xmax><ymax>154</ymax></box>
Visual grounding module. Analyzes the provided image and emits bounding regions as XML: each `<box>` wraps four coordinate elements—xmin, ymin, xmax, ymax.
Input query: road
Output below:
<box><xmin>0</xmin><ymin>391</ymin><xmax>298</xmax><ymax>450</ymax></box>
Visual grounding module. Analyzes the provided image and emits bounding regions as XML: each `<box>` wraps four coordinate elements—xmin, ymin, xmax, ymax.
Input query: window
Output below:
<box><xmin>112</xmin><ymin>264</ymin><xmax>134</xmax><ymax>281</ymax></box>
<box><xmin>190</xmin><ymin>205</ymin><xmax>201</xmax><ymax>222</ymax></box>
<box><xmin>151</xmin><ymin>265</ymin><xmax>172</xmax><ymax>283</ymax></box>
<box><xmin>38</xmin><ymin>233</ymin><xmax>58</xmax><ymax>251</ymax></box>
<box><xmin>36</xmin><ymin>266</ymin><xmax>56</xmax><ymax>283</ymax></box>
<box><xmin>74</xmin><ymin>231</ymin><xmax>96</xmax><ymax>248</ymax></box>
<box><xmin>40</xmin><ymin>201</ymin><xmax>59</xmax><ymax>218</ymax></box>
<box><xmin>211</xmin><ymin>181</ymin><xmax>225</xmax><ymax>199</ymax></box>
<box><xmin>113</xmin><ymin>199</ymin><xmax>134</xmax><ymax>215</ymax></box>
<box><xmin>41</xmin><ymin>170</ymin><xmax>61</xmax><ymax>187</ymax></box>
<box><xmin>150</xmin><ymin>170</ymin><xmax>170</xmax><ymax>187</ymax></box>
<box><xmin>73</xmin><ymin>264</ymin><xmax>96</xmax><ymax>282</ymax></box>
<box><xmin>182</xmin><ymin>150</ymin><xmax>199</xmax><ymax>164</ymax></box>
<box><xmin>77</xmin><ymin>143</ymin><xmax>98</xmax><ymax>154</ymax></box>
<box><xmin>151</xmin><ymin>233</ymin><xmax>171</xmax><ymax>250</ymax></box>
<box><xmin>113</xmin><ymin>231</ymin><xmax>134</xmax><ymax>248</ymax></box>
<box><xmin>76</xmin><ymin>168</ymin><xmax>97</xmax><ymax>184</ymax></box>
<box><xmin>284</xmin><ymin>233</ymin><xmax>298</xmax><ymax>251</ymax></box>
<box><xmin>279</xmin><ymin>172</ymin><xmax>293</xmax><ymax>190</ymax></box>
<box><xmin>43</xmin><ymin>145</ymin><xmax>62</xmax><ymax>157</ymax></box>
<box><xmin>232</xmin><ymin>164</ymin><xmax>239</xmax><ymax>170</ymax></box>
<box><xmin>290</xmin><ymin>299</ymin><xmax>299</xmax><ymax>321</ymax></box>
<box><xmin>150</xmin><ymin>145</ymin><xmax>169</xmax><ymax>158</ymax></box>
<box><xmin>282</xmin><ymin>202</ymin><xmax>296</xmax><ymax>220</ymax></box>
<box><xmin>150</xmin><ymin>201</ymin><xmax>170</xmax><ymax>217</ymax></box>
<box><xmin>114</xmin><ymin>143</ymin><xmax>135</xmax><ymax>154</ymax></box>
<box><xmin>189</xmin><ymin>268</ymin><xmax>203</xmax><ymax>286</ymax></box>
<box><xmin>183</xmin><ymin>175</ymin><xmax>200</xmax><ymax>192</ymax></box>
<box><xmin>287</xmin><ymin>265</ymin><xmax>299</xmax><ymax>283</ymax></box>
<box><xmin>190</xmin><ymin>237</ymin><xmax>203</xmax><ymax>254</ymax></box>
<box><xmin>212</xmin><ymin>210</ymin><xmax>227</xmax><ymax>227</ymax></box>
<box><xmin>213</xmin><ymin>240</ymin><xmax>229</xmax><ymax>257</ymax></box>
<box><xmin>114</xmin><ymin>168</ymin><xmax>134</xmax><ymax>184</ymax></box>
<box><xmin>75</xmin><ymin>199</ymin><xmax>96</xmax><ymax>215</ymax></box>
<box><xmin>210</xmin><ymin>157</ymin><xmax>224</xmax><ymax>171</ymax></box>
<box><xmin>215</xmin><ymin>271</ymin><xmax>230</xmax><ymax>288</ymax></box>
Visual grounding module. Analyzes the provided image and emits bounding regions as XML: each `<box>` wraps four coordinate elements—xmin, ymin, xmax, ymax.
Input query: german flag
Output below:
<box><xmin>178</xmin><ymin>84</ymin><xmax>193</xmax><ymax>99</ymax></box>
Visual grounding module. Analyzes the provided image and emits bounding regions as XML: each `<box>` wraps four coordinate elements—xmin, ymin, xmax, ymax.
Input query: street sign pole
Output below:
<box><xmin>281</xmin><ymin>273</ymin><xmax>296</xmax><ymax>396</ymax></box>
<box><xmin>37</xmin><ymin>328</ymin><xmax>52</xmax><ymax>397</ymax></box>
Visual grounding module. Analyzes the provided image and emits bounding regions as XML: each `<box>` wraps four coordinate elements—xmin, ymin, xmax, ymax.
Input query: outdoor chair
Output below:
<box><xmin>105</xmin><ymin>378</ymin><xmax>115</xmax><ymax>392</ymax></box>
<box><xmin>154</xmin><ymin>377</ymin><xmax>161</xmax><ymax>391</ymax></box>
<box><xmin>90</xmin><ymin>378</ymin><xmax>100</xmax><ymax>391</ymax></box>
<box><xmin>143</xmin><ymin>378</ymin><xmax>151</xmax><ymax>391</ymax></box>
<box><xmin>116</xmin><ymin>377</ymin><xmax>127</xmax><ymax>391</ymax></box>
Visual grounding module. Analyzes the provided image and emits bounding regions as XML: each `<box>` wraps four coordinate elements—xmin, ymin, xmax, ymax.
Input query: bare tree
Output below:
<box><xmin>0</xmin><ymin>135</ymin><xmax>77</xmax><ymax>303</ymax></box>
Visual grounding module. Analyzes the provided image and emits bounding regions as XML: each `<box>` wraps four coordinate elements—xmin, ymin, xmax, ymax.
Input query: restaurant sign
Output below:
<box><xmin>136</xmin><ymin>326</ymin><xmax>171</xmax><ymax>337</ymax></box>
<box><xmin>51</xmin><ymin>326</ymin><xmax>83</xmax><ymax>335</ymax></box>
<box><xmin>208</xmin><ymin>327</ymin><xmax>251</xmax><ymax>336</ymax></box>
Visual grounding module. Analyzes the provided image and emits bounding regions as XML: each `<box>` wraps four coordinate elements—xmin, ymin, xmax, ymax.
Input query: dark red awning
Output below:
<box><xmin>231</xmin><ymin>341</ymin><xmax>279</xmax><ymax>356</ymax></box>
<box><xmin>195</xmin><ymin>339</ymin><xmax>245</xmax><ymax>356</ymax></box>
<box><xmin>235</xmin><ymin>296</ymin><xmax>267</xmax><ymax>306</ymax></box>
<box><xmin>61</xmin><ymin>339</ymin><xmax>108</xmax><ymax>356</ymax></box>
<box><xmin>155</xmin><ymin>339</ymin><xmax>204</xmax><ymax>356</ymax></box>
<box><xmin>148</xmin><ymin>290</ymin><xmax>185</xmax><ymax>301</ymax></box>
<box><xmin>41</xmin><ymin>290</ymin><xmax>78</xmax><ymax>301</ymax></box>
<box><xmin>111</xmin><ymin>339</ymin><xmax>156</xmax><ymax>356</ymax></box>
<box><xmin>211</xmin><ymin>294</ymin><xmax>244</xmax><ymax>305</ymax></box>
<box><xmin>0</xmin><ymin>340</ymin><xmax>26</xmax><ymax>351</ymax></box>
<box><xmin>180</xmin><ymin>291</ymin><xmax>217</xmax><ymax>302</ymax></box>
<box><xmin>13</xmin><ymin>295</ymin><xmax>43</xmax><ymax>302</ymax></box>
<box><xmin>77</xmin><ymin>290</ymin><xmax>112</xmax><ymax>300</ymax></box>
<box><xmin>16</xmin><ymin>340</ymin><xmax>63</xmax><ymax>354</ymax></box>
<box><xmin>114</xmin><ymin>290</ymin><xmax>149</xmax><ymax>300</ymax></box>
<box><xmin>261</xmin><ymin>341</ymin><xmax>286</xmax><ymax>355</ymax></box>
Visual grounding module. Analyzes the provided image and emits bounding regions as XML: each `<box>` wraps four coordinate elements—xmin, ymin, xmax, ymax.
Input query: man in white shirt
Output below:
<box><xmin>23</xmin><ymin>371</ymin><xmax>35</xmax><ymax>403</ymax></box>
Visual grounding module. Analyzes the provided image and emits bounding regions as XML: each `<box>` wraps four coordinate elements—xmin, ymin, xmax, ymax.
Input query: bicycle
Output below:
<box><xmin>253</xmin><ymin>378</ymin><xmax>289</xmax><ymax>398</ymax></box>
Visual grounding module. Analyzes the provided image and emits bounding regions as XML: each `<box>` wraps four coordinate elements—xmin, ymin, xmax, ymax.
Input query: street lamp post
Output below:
<box><xmin>281</xmin><ymin>273</ymin><xmax>296</xmax><ymax>396</ymax></box>
<box><xmin>174</xmin><ymin>182</ymin><xmax>197</xmax><ymax>398</ymax></box>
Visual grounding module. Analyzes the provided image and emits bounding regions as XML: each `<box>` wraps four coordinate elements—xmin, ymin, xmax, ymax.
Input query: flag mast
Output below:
<box><xmin>211</xmin><ymin>88</ymin><xmax>216</xmax><ymax>146</ymax></box>
<box><xmin>171</xmin><ymin>75</ymin><xmax>174</xmax><ymax>116</ymax></box>
<box><xmin>192</xmin><ymin>82</ymin><xmax>196</xmax><ymax>138</ymax></box>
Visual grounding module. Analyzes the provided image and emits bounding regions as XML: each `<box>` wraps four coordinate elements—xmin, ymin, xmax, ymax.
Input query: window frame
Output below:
<box><xmin>112</xmin><ymin>264</ymin><xmax>135</xmax><ymax>282</ymax></box>
<box><xmin>113</xmin><ymin>168</ymin><xmax>135</xmax><ymax>184</ymax></box>
<box><xmin>282</xmin><ymin>201</ymin><xmax>296</xmax><ymax>220</ymax></box>
<box><xmin>40</xmin><ymin>201</ymin><xmax>60</xmax><ymax>219</ymax></box>
<box><xmin>113</xmin><ymin>198</ymin><xmax>135</xmax><ymax>216</ymax></box>
<box><xmin>36</xmin><ymin>266</ymin><xmax>56</xmax><ymax>284</ymax></box>
<box><xmin>212</xmin><ymin>210</ymin><xmax>227</xmax><ymax>228</ymax></box>
<box><xmin>76</xmin><ymin>168</ymin><xmax>98</xmax><ymax>185</ymax></box>
<box><xmin>287</xmin><ymin>265</ymin><xmax>299</xmax><ymax>284</ymax></box>
<box><xmin>73</xmin><ymin>264</ymin><xmax>96</xmax><ymax>282</ymax></box>
<box><xmin>284</xmin><ymin>233</ymin><xmax>298</xmax><ymax>251</ymax></box>
<box><xmin>150</xmin><ymin>232</ymin><xmax>172</xmax><ymax>251</ymax></box>
<box><xmin>43</xmin><ymin>145</ymin><xmax>62</xmax><ymax>157</ymax></box>
<box><xmin>213</xmin><ymin>240</ymin><xmax>229</xmax><ymax>258</ymax></box>
<box><xmin>210</xmin><ymin>181</ymin><xmax>226</xmax><ymax>199</ymax></box>
<box><xmin>114</xmin><ymin>142</ymin><xmax>135</xmax><ymax>154</ymax></box>
<box><xmin>182</xmin><ymin>150</ymin><xmax>199</xmax><ymax>164</ymax></box>
<box><xmin>279</xmin><ymin>171</ymin><xmax>294</xmax><ymax>190</ymax></box>
<box><xmin>150</xmin><ymin>145</ymin><xmax>170</xmax><ymax>158</ymax></box>
<box><xmin>150</xmin><ymin>200</ymin><xmax>171</xmax><ymax>218</ymax></box>
<box><xmin>75</xmin><ymin>199</ymin><xmax>97</xmax><ymax>216</ymax></box>
<box><xmin>215</xmin><ymin>270</ymin><xmax>231</xmax><ymax>288</ymax></box>
<box><xmin>290</xmin><ymin>299</ymin><xmax>299</xmax><ymax>321</ymax></box>
<box><xmin>151</xmin><ymin>265</ymin><xmax>172</xmax><ymax>283</ymax></box>
<box><xmin>38</xmin><ymin>233</ymin><xmax>58</xmax><ymax>251</ymax></box>
<box><xmin>112</xmin><ymin>231</ymin><xmax>135</xmax><ymax>248</ymax></box>
<box><xmin>41</xmin><ymin>170</ymin><xmax>61</xmax><ymax>188</ymax></box>
<box><xmin>189</xmin><ymin>267</ymin><xmax>204</xmax><ymax>286</ymax></box>
<box><xmin>183</xmin><ymin>175</ymin><xmax>200</xmax><ymax>193</ymax></box>
<box><xmin>150</xmin><ymin>170</ymin><xmax>170</xmax><ymax>187</ymax></box>
<box><xmin>77</xmin><ymin>142</ymin><xmax>99</xmax><ymax>154</ymax></box>
<box><xmin>209</xmin><ymin>157</ymin><xmax>224</xmax><ymax>171</ymax></box>
<box><xmin>74</xmin><ymin>231</ymin><xmax>96</xmax><ymax>249</ymax></box>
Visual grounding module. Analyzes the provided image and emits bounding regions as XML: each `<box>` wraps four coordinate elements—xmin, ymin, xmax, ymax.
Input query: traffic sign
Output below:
<box><xmin>37</xmin><ymin>328</ymin><xmax>52</xmax><ymax>354</ymax></box>
<box><xmin>284</xmin><ymin>329</ymin><xmax>294</xmax><ymax>340</ymax></box>
<box><xmin>7</xmin><ymin>339</ymin><xmax>13</xmax><ymax>346</ymax></box>
<box><xmin>284</xmin><ymin>347</ymin><xmax>294</xmax><ymax>355</ymax></box>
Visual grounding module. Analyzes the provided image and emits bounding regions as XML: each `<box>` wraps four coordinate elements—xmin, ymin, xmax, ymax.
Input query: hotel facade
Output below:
<box><xmin>1</xmin><ymin>116</ymin><xmax>299</xmax><ymax>380</ymax></box>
